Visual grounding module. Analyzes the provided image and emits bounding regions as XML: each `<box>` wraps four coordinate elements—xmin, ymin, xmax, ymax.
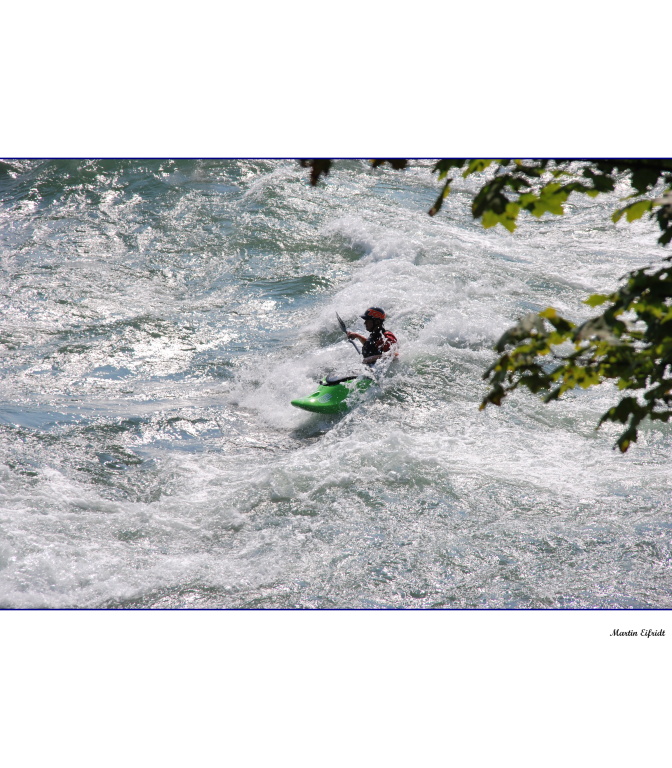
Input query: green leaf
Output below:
<box><xmin>433</xmin><ymin>160</ymin><xmax>465</xmax><ymax>182</ymax></box>
<box><xmin>617</xmin><ymin>426</ymin><xmax>638</xmax><ymax>453</ymax></box>
<box><xmin>463</xmin><ymin>159</ymin><xmax>494</xmax><ymax>177</ymax></box>
<box><xmin>630</xmin><ymin>165</ymin><xmax>662</xmax><ymax>194</ymax></box>
<box><xmin>613</xmin><ymin>199</ymin><xmax>654</xmax><ymax>224</ymax></box>
<box><xmin>428</xmin><ymin>180</ymin><xmax>452</xmax><ymax>217</ymax></box>
<box><xmin>532</xmin><ymin>184</ymin><xmax>569</xmax><ymax>217</ymax></box>
<box><xmin>658</xmin><ymin>228</ymin><xmax>672</xmax><ymax>246</ymax></box>
<box><xmin>482</xmin><ymin>203</ymin><xmax>520</xmax><ymax>232</ymax></box>
<box><xmin>585</xmin><ymin>294</ymin><xmax>609</xmax><ymax>307</ymax></box>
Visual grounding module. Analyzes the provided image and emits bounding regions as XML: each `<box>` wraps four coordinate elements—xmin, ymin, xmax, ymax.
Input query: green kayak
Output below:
<box><xmin>291</xmin><ymin>374</ymin><xmax>374</xmax><ymax>414</ymax></box>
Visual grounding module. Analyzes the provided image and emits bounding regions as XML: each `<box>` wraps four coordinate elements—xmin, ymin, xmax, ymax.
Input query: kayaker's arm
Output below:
<box><xmin>362</xmin><ymin>349</ymin><xmax>399</xmax><ymax>365</ymax></box>
<box><xmin>362</xmin><ymin>354</ymin><xmax>382</xmax><ymax>365</ymax></box>
<box><xmin>347</xmin><ymin>332</ymin><xmax>366</xmax><ymax>344</ymax></box>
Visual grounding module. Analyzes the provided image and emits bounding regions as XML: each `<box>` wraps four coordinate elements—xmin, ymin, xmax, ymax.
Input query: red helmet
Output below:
<box><xmin>361</xmin><ymin>307</ymin><xmax>386</xmax><ymax>321</ymax></box>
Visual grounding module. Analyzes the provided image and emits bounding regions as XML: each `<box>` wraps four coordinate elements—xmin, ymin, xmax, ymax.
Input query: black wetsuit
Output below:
<box><xmin>361</xmin><ymin>329</ymin><xmax>397</xmax><ymax>359</ymax></box>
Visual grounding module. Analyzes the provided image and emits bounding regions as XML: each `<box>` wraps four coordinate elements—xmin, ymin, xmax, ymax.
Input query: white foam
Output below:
<box><xmin>2</xmin><ymin>160</ymin><xmax>671</xmax><ymax>609</ymax></box>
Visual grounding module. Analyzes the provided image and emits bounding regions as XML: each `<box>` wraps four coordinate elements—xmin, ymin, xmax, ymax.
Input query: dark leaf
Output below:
<box><xmin>371</xmin><ymin>159</ymin><xmax>409</xmax><ymax>170</ymax></box>
<box><xmin>429</xmin><ymin>179</ymin><xmax>452</xmax><ymax>217</ymax></box>
<box><xmin>299</xmin><ymin>159</ymin><xmax>333</xmax><ymax>186</ymax></box>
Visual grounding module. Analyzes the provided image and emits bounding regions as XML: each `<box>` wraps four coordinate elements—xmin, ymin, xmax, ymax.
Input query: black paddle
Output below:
<box><xmin>336</xmin><ymin>312</ymin><xmax>361</xmax><ymax>355</ymax></box>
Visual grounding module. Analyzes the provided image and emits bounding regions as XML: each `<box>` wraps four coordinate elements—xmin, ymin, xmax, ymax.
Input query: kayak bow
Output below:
<box><xmin>290</xmin><ymin>375</ymin><xmax>373</xmax><ymax>414</ymax></box>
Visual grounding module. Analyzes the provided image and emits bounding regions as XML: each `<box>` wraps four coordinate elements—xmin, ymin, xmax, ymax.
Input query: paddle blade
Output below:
<box><xmin>336</xmin><ymin>312</ymin><xmax>361</xmax><ymax>354</ymax></box>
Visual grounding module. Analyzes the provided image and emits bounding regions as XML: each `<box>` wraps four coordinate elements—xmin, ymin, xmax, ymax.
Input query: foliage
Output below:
<box><xmin>481</xmin><ymin>264</ymin><xmax>672</xmax><ymax>452</ymax></box>
<box><xmin>426</xmin><ymin>159</ymin><xmax>672</xmax><ymax>246</ymax></box>
<box><xmin>299</xmin><ymin>159</ymin><xmax>333</xmax><ymax>186</ymax></box>
<box><xmin>300</xmin><ymin>158</ymin><xmax>672</xmax><ymax>451</ymax></box>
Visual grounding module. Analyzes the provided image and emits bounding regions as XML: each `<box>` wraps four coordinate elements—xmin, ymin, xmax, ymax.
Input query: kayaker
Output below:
<box><xmin>347</xmin><ymin>307</ymin><xmax>398</xmax><ymax>365</ymax></box>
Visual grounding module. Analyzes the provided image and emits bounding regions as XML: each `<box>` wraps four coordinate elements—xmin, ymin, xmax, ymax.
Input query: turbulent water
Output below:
<box><xmin>1</xmin><ymin>158</ymin><xmax>670</xmax><ymax>609</ymax></box>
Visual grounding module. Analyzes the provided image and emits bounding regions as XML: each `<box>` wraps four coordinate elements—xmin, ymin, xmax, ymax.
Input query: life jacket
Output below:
<box><xmin>362</xmin><ymin>329</ymin><xmax>397</xmax><ymax>359</ymax></box>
